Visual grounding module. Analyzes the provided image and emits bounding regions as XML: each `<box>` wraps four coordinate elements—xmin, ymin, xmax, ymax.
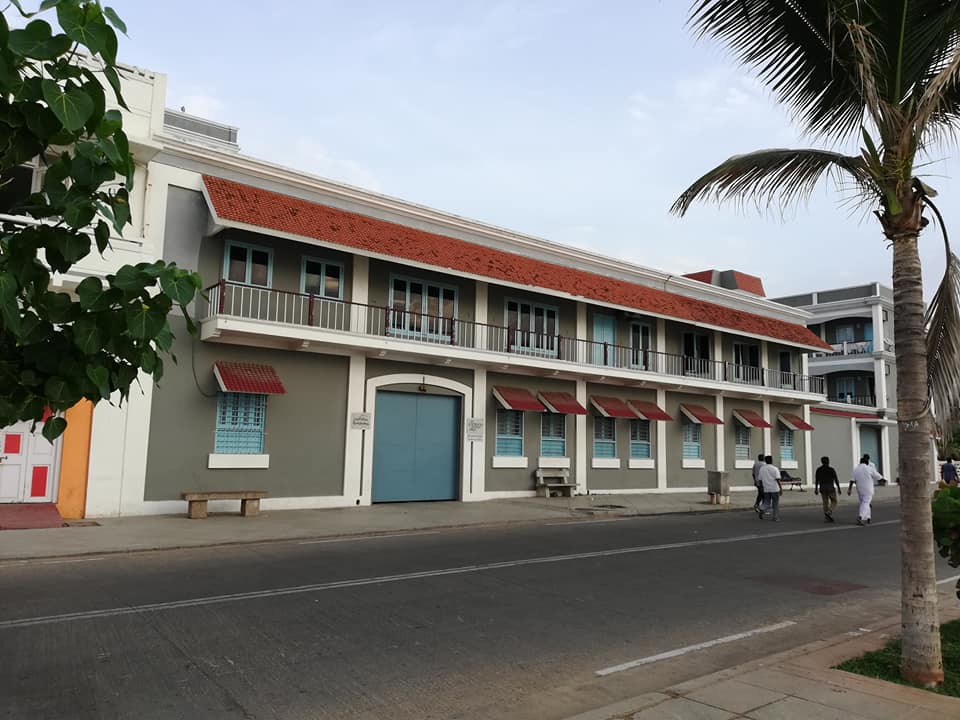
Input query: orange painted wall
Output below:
<box><xmin>56</xmin><ymin>401</ymin><xmax>93</xmax><ymax>519</ymax></box>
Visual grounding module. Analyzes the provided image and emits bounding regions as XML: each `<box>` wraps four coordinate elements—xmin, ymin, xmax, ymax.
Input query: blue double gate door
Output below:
<box><xmin>372</xmin><ymin>391</ymin><xmax>460</xmax><ymax>502</ymax></box>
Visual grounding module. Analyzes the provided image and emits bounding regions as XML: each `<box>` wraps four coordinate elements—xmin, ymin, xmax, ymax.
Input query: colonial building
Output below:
<box><xmin>771</xmin><ymin>284</ymin><xmax>898</xmax><ymax>482</ymax></box>
<box><xmin>1</xmin><ymin>62</ymin><xmax>832</xmax><ymax>517</ymax></box>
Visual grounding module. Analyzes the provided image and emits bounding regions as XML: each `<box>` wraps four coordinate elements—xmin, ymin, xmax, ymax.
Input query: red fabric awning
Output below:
<box><xmin>590</xmin><ymin>396</ymin><xmax>638</xmax><ymax>418</ymax></box>
<box><xmin>213</xmin><ymin>361</ymin><xmax>286</xmax><ymax>394</ymax></box>
<box><xmin>732</xmin><ymin>408</ymin><xmax>771</xmax><ymax>429</ymax></box>
<box><xmin>628</xmin><ymin>400</ymin><xmax>673</xmax><ymax>422</ymax></box>
<box><xmin>680</xmin><ymin>403</ymin><xmax>723</xmax><ymax>425</ymax></box>
<box><xmin>779</xmin><ymin>412</ymin><xmax>815</xmax><ymax>431</ymax></box>
<box><xmin>492</xmin><ymin>386</ymin><xmax>546</xmax><ymax>412</ymax></box>
<box><xmin>538</xmin><ymin>391</ymin><xmax>587</xmax><ymax>415</ymax></box>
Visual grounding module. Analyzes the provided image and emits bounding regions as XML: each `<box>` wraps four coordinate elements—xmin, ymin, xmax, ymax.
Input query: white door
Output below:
<box><xmin>0</xmin><ymin>421</ymin><xmax>61</xmax><ymax>503</ymax></box>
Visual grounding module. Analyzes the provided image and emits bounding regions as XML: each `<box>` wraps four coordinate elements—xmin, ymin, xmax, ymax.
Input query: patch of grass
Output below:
<box><xmin>836</xmin><ymin>618</ymin><xmax>960</xmax><ymax>697</ymax></box>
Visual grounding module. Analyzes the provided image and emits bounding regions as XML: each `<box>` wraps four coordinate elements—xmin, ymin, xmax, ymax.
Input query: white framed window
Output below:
<box><xmin>540</xmin><ymin>414</ymin><xmax>566</xmax><ymax>457</ymax></box>
<box><xmin>631</xmin><ymin>322</ymin><xmax>653</xmax><ymax>368</ymax></box>
<box><xmin>495</xmin><ymin>409</ymin><xmax>523</xmax><ymax>456</ymax></box>
<box><xmin>682</xmin><ymin>332</ymin><xmax>711</xmax><ymax>375</ymax></box>
<box><xmin>506</xmin><ymin>299</ymin><xmax>558</xmax><ymax>356</ymax></box>
<box><xmin>301</xmin><ymin>257</ymin><xmax>344</xmax><ymax>299</ymax></box>
<box><xmin>835</xmin><ymin>324</ymin><xmax>855</xmax><ymax>343</ymax></box>
<box><xmin>735</xmin><ymin>424</ymin><xmax>751</xmax><ymax>460</ymax></box>
<box><xmin>593</xmin><ymin>417</ymin><xmax>617</xmax><ymax>458</ymax></box>
<box><xmin>682</xmin><ymin>420</ymin><xmax>702</xmax><ymax>459</ymax></box>
<box><xmin>779</xmin><ymin>427</ymin><xmax>795</xmax><ymax>461</ymax></box>
<box><xmin>390</xmin><ymin>276</ymin><xmax>458</xmax><ymax>338</ymax></box>
<box><xmin>215</xmin><ymin>392</ymin><xmax>267</xmax><ymax>454</ymax></box>
<box><xmin>224</xmin><ymin>240</ymin><xmax>273</xmax><ymax>287</ymax></box>
<box><xmin>630</xmin><ymin>419</ymin><xmax>651</xmax><ymax>459</ymax></box>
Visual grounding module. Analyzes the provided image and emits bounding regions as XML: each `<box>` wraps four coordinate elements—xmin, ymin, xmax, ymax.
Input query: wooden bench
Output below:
<box><xmin>182</xmin><ymin>491</ymin><xmax>268</xmax><ymax>519</ymax></box>
<box><xmin>535</xmin><ymin>468</ymin><xmax>576</xmax><ymax>498</ymax></box>
<box><xmin>780</xmin><ymin>471</ymin><xmax>804</xmax><ymax>491</ymax></box>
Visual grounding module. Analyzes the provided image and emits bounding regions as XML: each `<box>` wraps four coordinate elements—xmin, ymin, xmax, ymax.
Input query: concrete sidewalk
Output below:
<box><xmin>0</xmin><ymin>485</ymin><xmax>901</xmax><ymax>561</ymax></box>
<box><xmin>567</xmin><ymin>604</ymin><xmax>960</xmax><ymax>720</ymax></box>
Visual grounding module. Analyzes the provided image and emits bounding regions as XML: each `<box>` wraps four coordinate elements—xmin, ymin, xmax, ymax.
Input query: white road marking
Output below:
<box><xmin>0</xmin><ymin>557</ymin><xmax>104</xmax><ymax>569</ymax></box>
<box><xmin>299</xmin><ymin>531</ymin><xmax>442</xmax><ymax>545</ymax></box>
<box><xmin>936</xmin><ymin>574</ymin><xmax>960</xmax><ymax>586</ymax></box>
<box><xmin>0</xmin><ymin>520</ymin><xmax>899</xmax><ymax>630</ymax></box>
<box><xmin>595</xmin><ymin>621</ymin><xmax>797</xmax><ymax>676</ymax></box>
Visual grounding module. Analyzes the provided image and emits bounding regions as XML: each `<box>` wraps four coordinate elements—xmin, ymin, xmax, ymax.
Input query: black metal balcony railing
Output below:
<box><xmin>829</xmin><ymin>394</ymin><xmax>878</xmax><ymax>406</ymax></box>
<box><xmin>202</xmin><ymin>281</ymin><xmax>827</xmax><ymax>395</ymax></box>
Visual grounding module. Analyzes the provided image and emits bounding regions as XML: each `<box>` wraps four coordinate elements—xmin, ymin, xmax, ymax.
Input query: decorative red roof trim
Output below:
<box><xmin>492</xmin><ymin>386</ymin><xmax>545</xmax><ymax>412</ymax></box>
<box><xmin>538</xmin><ymin>392</ymin><xmax>587</xmax><ymax>415</ymax></box>
<box><xmin>811</xmin><ymin>407</ymin><xmax>881</xmax><ymax>420</ymax></box>
<box><xmin>590</xmin><ymin>396</ymin><xmax>638</xmax><ymax>418</ymax></box>
<box><xmin>730</xmin><ymin>271</ymin><xmax>766</xmax><ymax>297</ymax></box>
<box><xmin>203</xmin><ymin>176</ymin><xmax>831</xmax><ymax>350</ymax></box>
<box><xmin>213</xmin><ymin>361</ymin><xmax>286</xmax><ymax>394</ymax></box>
<box><xmin>680</xmin><ymin>404</ymin><xmax>724</xmax><ymax>425</ymax></box>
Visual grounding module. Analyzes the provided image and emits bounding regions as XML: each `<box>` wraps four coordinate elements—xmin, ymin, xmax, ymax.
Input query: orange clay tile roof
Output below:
<box><xmin>203</xmin><ymin>176</ymin><xmax>831</xmax><ymax>350</ymax></box>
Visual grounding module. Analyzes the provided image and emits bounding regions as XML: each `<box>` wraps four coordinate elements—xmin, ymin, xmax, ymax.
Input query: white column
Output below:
<box><xmin>656</xmin><ymin>318</ymin><xmax>666</xmax><ymax>353</ymax></box>
<box><xmin>871</xmin><ymin>302</ymin><xmax>884</xmax><ymax>352</ymax></box>
<box><xmin>656</xmin><ymin>388</ymin><xmax>667</xmax><ymax>489</ymax></box>
<box><xmin>761</xmin><ymin>341</ymin><xmax>770</xmax><ymax>386</ymax></box>
<box><xmin>715</xmin><ymin>394</ymin><xmax>725</xmax><ymax>471</ymax></box>
<box><xmin>713</xmin><ymin>332</ymin><xmax>723</xmax><ymax>378</ymax></box>
<box><xmin>875</xmin><ymin>358</ymin><xmax>887</xmax><ymax>408</ymax></box>
<box><xmin>851</xmin><ymin>417</ymin><xmax>860</xmax><ymax>471</ymax></box>
<box><xmin>474</xmin><ymin>280</ymin><xmax>488</xmax><ymax>350</ymax></box>
<box><xmin>352</xmin><ymin>256</ymin><xmax>369</xmax><ymax>305</ymax></box>
<box><xmin>576</xmin><ymin>302</ymin><xmax>588</xmax><ymax>364</ymax></box>
<box><xmin>881</xmin><ymin>423</ymin><xmax>892</xmax><ymax>480</ymax></box>
<box><xmin>575</xmin><ymin>378</ymin><xmax>587</xmax><ymax>494</ymax></box>
<box><xmin>803</xmin><ymin>404</ymin><xmax>814</xmax><ymax>487</ymax></box>
<box><xmin>118</xmin><ymin>379</ymin><xmax>154</xmax><ymax>516</ymax></box>
<box><xmin>762</xmin><ymin>399</ymin><xmax>772</xmax><ymax>455</ymax></box>
<box><xmin>471</xmin><ymin>367</ymin><xmax>487</xmax><ymax>498</ymax></box>
<box><xmin>342</xmin><ymin>354</ymin><xmax>367</xmax><ymax>503</ymax></box>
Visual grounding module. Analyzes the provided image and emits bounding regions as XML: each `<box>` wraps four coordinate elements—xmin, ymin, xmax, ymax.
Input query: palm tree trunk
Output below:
<box><xmin>892</xmin><ymin>231</ymin><xmax>944</xmax><ymax>686</ymax></box>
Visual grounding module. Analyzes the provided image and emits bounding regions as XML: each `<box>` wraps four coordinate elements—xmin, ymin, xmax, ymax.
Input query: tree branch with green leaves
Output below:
<box><xmin>0</xmin><ymin>0</ymin><xmax>201</xmax><ymax>441</ymax></box>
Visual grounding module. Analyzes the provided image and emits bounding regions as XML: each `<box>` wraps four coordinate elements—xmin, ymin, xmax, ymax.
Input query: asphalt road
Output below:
<box><xmin>1</xmin><ymin>499</ymin><xmax>953</xmax><ymax>720</ymax></box>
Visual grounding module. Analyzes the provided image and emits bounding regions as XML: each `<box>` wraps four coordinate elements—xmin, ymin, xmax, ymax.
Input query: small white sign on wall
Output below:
<box><xmin>351</xmin><ymin>412</ymin><xmax>372</xmax><ymax>431</ymax></box>
<box><xmin>466</xmin><ymin>417</ymin><xmax>484</xmax><ymax>442</ymax></box>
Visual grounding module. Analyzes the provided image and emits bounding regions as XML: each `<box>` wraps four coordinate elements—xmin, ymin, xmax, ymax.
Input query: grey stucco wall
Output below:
<box><xmin>485</xmin><ymin>373</ymin><xmax>577</xmax><ymax>492</ymax></box>
<box><xmin>810</xmin><ymin>412</ymin><xmax>854</xmax><ymax>483</ymax></box>
<box><xmin>722</xmin><ymin>399</ymin><xmax>764</xmax><ymax>486</ymax></box>
<box><xmin>885</xmin><ymin>361</ymin><xmax>898</xmax><ymax>408</ymax></box>
<box><xmin>585</xmin><ymin>384</ymin><xmax>658</xmax><ymax>490</ymax></box>
<box><xmin>144</xmin><ymin>319</ymin><xmax>349</xmax><ymax>500</ymax></box>
<box><xmin>663</xmin><ymin>391</ymin><xmax>718</xmax><ymax>488</ymax></box>
<box><xmin>771</xmin><ymin>402</ymin><xmax>809</xmax><ymax>480</ymax></box>
<box><xmin>163</xmin><ymin>187</ymin><xmax>208</xmax><ymax>286</ymax></box>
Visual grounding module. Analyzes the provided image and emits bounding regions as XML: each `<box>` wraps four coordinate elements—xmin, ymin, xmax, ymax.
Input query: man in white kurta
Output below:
<box><xmin>848</xmin><ymin>458</ymin><xmax>883</xmax><ymax>525</ymax></box>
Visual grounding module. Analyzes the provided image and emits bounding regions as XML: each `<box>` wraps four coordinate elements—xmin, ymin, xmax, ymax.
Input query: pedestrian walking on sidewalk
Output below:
<box><xmin>752</xmin><ymin>453</ymin><xmax>765</xmax><ymax>510</ymax></box>
<box><xmin>848</xmin><ymin>456</ymin><xmax>883</xmax><ymax>525</ymax></box>
<box><xmin>941</xmin><ymin>457</ymin><xmax>958</xmax><ymax>486</ymax></box>
<box><xmin>814</xmin><ymin>456</ymin><xmax>841</xmax><ymax>522</ymax></box>
<box><xmin>757</xmin><ymin>455</ymin><xmax>782</xmax><ymax>521</ymax></box>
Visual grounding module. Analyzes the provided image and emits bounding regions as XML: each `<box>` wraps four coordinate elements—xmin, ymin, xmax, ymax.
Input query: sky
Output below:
<box><xmin>108</xmin><ymin>0</ymin><xmax>959</xmax><ymax>300</ymax></box>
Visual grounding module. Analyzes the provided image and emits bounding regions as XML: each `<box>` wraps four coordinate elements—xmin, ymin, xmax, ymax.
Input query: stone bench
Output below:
<box><xmin>535</xmin><ymin>468</ymin><xmax>576</xmax><ymax>498</ymax></box>
<box><xmin>182</xmin><ymin>491</ymin><xmax>268</xmax><ymax>519</ymax></box>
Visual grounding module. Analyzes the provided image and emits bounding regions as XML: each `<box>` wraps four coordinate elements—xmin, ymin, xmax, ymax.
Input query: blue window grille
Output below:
<box><xmin>495</xmin><ymin>409</ymin><xmax>523</xmax><ymax>456</ymax></box>
<box><xmin>593</xmin><ymin>417</ymin><xmax>617</xmax><ymax>458</ymax></box>
<box><xmin>780</xmin><ymin>428</ymin><xmax>795</xmax><ymax>462</ymax></box>
<box><xmin>735</xmin><ymin>424</ymin><xmax>751</xmax><ymax>459</ymax></box>
<box><xmin>215</xmin><ymin>392</ymin><xmax>266</xmax><ymax>454</ymax></box>
<box><xmin>682</xmin><ymin>421</ymin><xmax>701</xmax><ymax>459</ymax></box>
<box><xmin>540</xmin><ymin>413</ymin><xmax>566</xmax><ymax>457</ymax></box>
<box><xmin>630</xmin><ymin>419</ymin><xmax>651</xmax><ymax>459</ymax></box>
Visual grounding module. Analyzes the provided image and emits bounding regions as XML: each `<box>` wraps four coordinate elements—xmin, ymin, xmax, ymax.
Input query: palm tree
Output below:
<box><xmin>672</xmin><ymin>1</ymin><xmax>960</xmax><ymax>686</ymax></box>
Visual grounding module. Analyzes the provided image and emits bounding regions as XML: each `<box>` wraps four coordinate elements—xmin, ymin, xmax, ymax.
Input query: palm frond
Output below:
<box><xmin>924</xmin><ymin>197</ymin><xmax>960</xmax><ymax>438</ymax></box>
<box><xmin>914</xmin><ymin>47</ymin><xmax>960</xmax><ymax>136</ymax></box>
<box><xmin>670</xmin><ymin>147</ymin><xmax>876</xmax><ymax>217</ymax></box>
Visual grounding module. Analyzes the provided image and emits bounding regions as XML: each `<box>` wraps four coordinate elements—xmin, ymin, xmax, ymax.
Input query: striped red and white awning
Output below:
<box><xmin>590</xmin><ymin>396</ymin><xmax>637</xmax><ymax>418</ymax></box>
<box><xmin>492</xmin><ymin>386</ymin><xmax>546</xmax><ymax>412</ymax></box>
<box><xmin>680</xmin><ymin>403</ymin><xmax>723</xmax><ymax>425</ymax></box>
<box><xmin>779</xmin><ymin>412</ymin><xmax>814</xmax><ymax>431</ymax></box>
<box><xmin>628</xmin><ymin>400</ymin><xmax>673</xmax><ymax>422</ymax></box>
<box><xmin>731</xmin><ymin>408</ymin><xmax>771</xmax><ymax>428</ymax></box>
<box><xmin>538</xmin><ymin>391</ymin><xmax>587</xmax><ymax>415</ymax></box>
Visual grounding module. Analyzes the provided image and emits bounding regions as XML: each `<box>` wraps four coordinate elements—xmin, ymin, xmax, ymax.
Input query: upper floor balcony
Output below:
<box><xmin>812</xmin><ymin>339</ymin><xmax>893</xmax><ymax>357</ymax></box>
<box><xmin>200</xmin><ymin>280</ymin><xmax>826</xmax><ymax>397</ymax></box>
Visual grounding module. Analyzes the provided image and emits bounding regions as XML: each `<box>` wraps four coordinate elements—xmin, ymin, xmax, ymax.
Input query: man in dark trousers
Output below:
<box><xmin>814</xmin><ymin>456</ymin><xmax>841</xmax><ymax>522</ymax></box>
<box><xmin>941</xmin><ymin>457</ymin><xmax>958</xmax><ymax>486</ymax></box>
<box><xmin>752</xmin><ymin>453</ymin><xmax>765</xmax><ymax>512</ymax></box>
